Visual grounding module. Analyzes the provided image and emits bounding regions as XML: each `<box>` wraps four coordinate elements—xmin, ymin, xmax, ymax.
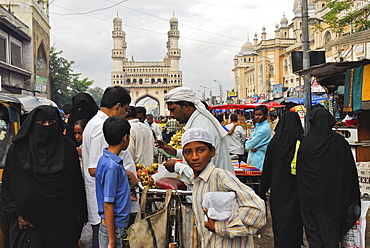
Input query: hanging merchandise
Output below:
<box><xmin>344</xmin><ymin>64</ymin><xmax>370</xmax><ymax>112</ymax></box>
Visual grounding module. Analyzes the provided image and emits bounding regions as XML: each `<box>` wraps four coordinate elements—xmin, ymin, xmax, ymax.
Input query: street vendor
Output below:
<box><xmin>182</xmin><ymin>127</ymin><xmax>266</xmax><ymax>248</ymax></box>
<box><xmin>245</xmin><ymin>105</ymin><xmax>273</xmax><ymax>171</ymax></box>
<box><xmin>155</xmin><ymin>87</ymin><xmax>233</xmax><ymax>188</ymax></box>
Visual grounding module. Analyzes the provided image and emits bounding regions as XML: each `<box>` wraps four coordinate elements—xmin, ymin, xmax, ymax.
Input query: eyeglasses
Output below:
<box><xmin>124</xmin><ymin>105</ymin><xmax>131</xmax><ymax>116</ymax></box>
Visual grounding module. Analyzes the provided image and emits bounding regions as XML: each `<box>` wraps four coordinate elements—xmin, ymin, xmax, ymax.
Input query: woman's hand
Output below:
<box><xmin>18</xmin><ymin>216</ymin><xmax>34</xmax><ymax>229</ymax></box>
<box><xmin>77</xmin><ymin>147</ymin><xmax>82</xmax><ymax>157</ymax></box>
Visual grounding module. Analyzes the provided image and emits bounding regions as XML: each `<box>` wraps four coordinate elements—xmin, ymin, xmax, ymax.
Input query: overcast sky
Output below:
<box><xmin>49</xmin><ymin>0</ymin><xmax>295</xmax><ymax>99</ymax></box>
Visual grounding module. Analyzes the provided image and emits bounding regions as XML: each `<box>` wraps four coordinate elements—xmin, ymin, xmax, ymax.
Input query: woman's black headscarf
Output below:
<box><xmin>66</xmin><ymin>92</ymin><xmax>99</xmax><ymax>145</ymax></box>
<box><xmin>1</xmin><ymin>105</ymin><xmax>87</xmax><ymax>246</ymax></box>
<box><xmin>297</xmin><ymin>108</ymin><xmax>360</xmax><ymax>245</ymax></box>
<box><xmin>13</xmin><ymin>105</ymin><xmax>65</xmax><ymax>173</ymax></box>
<box><xmin>269</xmin><ymin>111</ymin><xmax>304</xmax><ymax>162</ymax></box>
<box><xmin>260</xmin><ymin>112</ymin><xmax>305</xmax><ymax>247</ymax></box>
<box><xmin>71</xmin><ymin>92</ymin><xmax>99</xmax><ymax>121</ymax></box>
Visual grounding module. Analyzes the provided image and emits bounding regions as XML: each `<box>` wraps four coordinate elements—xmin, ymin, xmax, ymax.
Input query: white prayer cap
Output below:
<box><xmin>182</xmin><ymin>128</ymin><xmax>212</xmax><ymax>147</ymax></box>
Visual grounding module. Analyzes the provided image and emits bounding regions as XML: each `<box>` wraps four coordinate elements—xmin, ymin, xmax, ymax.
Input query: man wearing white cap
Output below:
<box><xmin>156</xmin><ymin>87</ymin><xmax>234</xmax><ymax>187</ymax></box>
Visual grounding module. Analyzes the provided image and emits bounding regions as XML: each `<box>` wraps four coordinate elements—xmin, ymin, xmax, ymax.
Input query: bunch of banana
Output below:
<box><xmin>168</xmin><ymin>128</ymin><xmax>184</xmax><ymax>149</ymax></box>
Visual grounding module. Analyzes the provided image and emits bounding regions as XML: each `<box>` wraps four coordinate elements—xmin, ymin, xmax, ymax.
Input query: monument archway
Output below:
<box><xmin>135</xmin><ymin>94</ymin><xmax>160</xmax><ymax>116</ymax></box>
<box><xmin>128</xmin><ymin>87</ymin><xmax>174</xmax><ymax>116</ymax></box>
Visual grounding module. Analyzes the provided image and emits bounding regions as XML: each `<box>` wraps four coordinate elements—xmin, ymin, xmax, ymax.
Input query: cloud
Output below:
<box><xmin>50</xmin><ymin>0</ymin><xmax>295</xmax><ymax>99</ymax></box>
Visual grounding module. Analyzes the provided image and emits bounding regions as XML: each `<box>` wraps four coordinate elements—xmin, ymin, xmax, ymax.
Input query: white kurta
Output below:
<box><xmin>127</xmin><ymin>118</ymin><xmax>155</xmax><ymax>166</ymax></box>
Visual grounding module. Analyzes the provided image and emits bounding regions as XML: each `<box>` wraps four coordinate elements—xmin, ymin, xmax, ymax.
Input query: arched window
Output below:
<box><xmin>133</xmin><ymin>79</ymin><xmax>137</xmax><ymax>84</ymax></box>
<box><xmin>151</xmin><ymin>78</ymin><xmax>155</xmax><ymax>84</ymax></box>
<box><xmin>37</xmin><ymin>43</ymin><xmax>47</xmax><ymax>77</ymax></box>
<box><xmin>139</xmin><ymin>79</ymin><xmax>143</xmax><ymax>84</ymax></box>
<box><xmin>323</xmin><ymin>31</ymin><xmax>332</xmax><ymax>45</ymax></box>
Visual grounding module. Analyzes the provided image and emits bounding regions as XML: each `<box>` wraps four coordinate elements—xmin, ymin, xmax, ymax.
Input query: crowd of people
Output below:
<box><xmin>0</xmin><ymin>86</ymin><xmax>361</xmax><ymax>248</ymax></box>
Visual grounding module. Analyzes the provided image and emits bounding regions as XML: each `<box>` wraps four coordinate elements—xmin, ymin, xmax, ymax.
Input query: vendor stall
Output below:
<box><xmin>296</xmin><ymin>60</ymin><xmax>370</xmax><ymax>164</ymax></box>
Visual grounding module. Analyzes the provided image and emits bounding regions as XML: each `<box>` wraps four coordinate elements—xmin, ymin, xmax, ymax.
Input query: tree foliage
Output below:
<box><xmin>49</xmin><ymin>46</ymin><xmax>94</xmax><ymax>107</ymax></box>
<box><xmin>323</xmin><ymin>0</ymin><xmax>370</xmax><ymax>34</ymax></box>
<box><xmin>88</xmin><ymin>86</ymin><xmax>104</xmax><ymax>107</ymax></box>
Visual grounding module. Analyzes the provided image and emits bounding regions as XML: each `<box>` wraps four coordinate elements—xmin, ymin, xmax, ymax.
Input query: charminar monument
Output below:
<box><xmin>111</xmin><ymin>13</ymin><xmax>183</xmax><ymax>116</ymax></box>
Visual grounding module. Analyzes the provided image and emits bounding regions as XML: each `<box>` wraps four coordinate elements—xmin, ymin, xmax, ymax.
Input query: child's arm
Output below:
<box><xmin>211</xmin><ymin>170</ymin><xmax>266</xmax><ymax>238</ymax></box>
<box><xmin>104</xmin><ymin>202</ymin><xmax>116</xmax><ymax>248</ymax></box>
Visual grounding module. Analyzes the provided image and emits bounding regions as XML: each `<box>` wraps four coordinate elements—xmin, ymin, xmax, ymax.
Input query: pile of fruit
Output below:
<box><xmin>135</xmin><ymin>163</ymin><xmax>159</xmax><ymax>189</ymax></box>
<box><xmin>168</xmin><ymin>128</ymin><xmax>184</xmax><ymax>149</ymax></box>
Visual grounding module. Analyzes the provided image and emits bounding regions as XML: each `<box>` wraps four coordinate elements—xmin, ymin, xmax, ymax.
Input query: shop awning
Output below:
<box><xmin>295</xmin><ymin>60</ymin><xmax>370</xmax><ymax>87</ymax></box>
<box><xmin>209</xmin><ymin>102</ymin><xmax>284</xmax><ymax>111</ymax></box>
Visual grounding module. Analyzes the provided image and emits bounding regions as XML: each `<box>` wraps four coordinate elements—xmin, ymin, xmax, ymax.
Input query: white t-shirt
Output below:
<box><xmin>82</xmin><ymin>111</ymin><xmax>139</xmax><ymax>225</ymax></box>
<box><xmin>225</xmin><ymin>123</ymin><xmax>246</xmax><ymax>155</ymax></box>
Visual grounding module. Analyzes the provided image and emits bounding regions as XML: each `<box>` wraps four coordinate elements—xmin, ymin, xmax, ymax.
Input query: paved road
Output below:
<box><xmin>254</xmin><ymin>200</ymin><xmax>370</xmax><ymax>247</ymax></box>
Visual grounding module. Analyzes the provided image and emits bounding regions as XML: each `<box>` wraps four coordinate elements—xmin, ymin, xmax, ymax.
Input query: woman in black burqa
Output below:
<box><xmin>297</xmin><ymin>107</ymin><xmax>360</xmax><ymax>247</ymax></box>
<box><xmin>1</xmin><ymin>105</ymin><xmax>87</xmax><ymax>248</ymax></box>
<box><xmin>66</xmin><ymin>92</ymin><xmax>99</xmax><ymax>145</ymax></box>
<box><xmin>260</xmin><ymin>111</ymin><xmax>304</xmax><ymax>248</ymax></box>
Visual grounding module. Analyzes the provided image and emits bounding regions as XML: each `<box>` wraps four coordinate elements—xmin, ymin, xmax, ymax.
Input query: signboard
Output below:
<box><xmin>272</xmin><ymin>83</ymin><xmax>283</xmax><ymax>98</ymax></box>
<box><xmin>258</xmin><ymin>93</ymin><xmax>265</xmax><ymax>102</ymax></box>
<box><xmin>35</xmin><ymin>75</ymin><xmax>47</xmax><ymax>93</ymax></box>
<box><xmin>227</xmin><ymin>92</ymin><xmax>238</xmax><ymax>98</ymax></box>
<box><xmin>311</xmin><ymin>79</ymin><xmax>326</xmax><ymax>93</ymax></box>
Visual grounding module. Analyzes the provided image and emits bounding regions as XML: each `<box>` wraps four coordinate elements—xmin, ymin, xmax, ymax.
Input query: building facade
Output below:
<box><xmin>0</xmin><ymin>0</ymin><xmax>50</xmax><ymax>97</ymax></box>
<box><xmin>111</xmin><ymin>14</ymin><xmax>183</xmax><ymax>116</ymax></box>
<box><xmin>233</xmin><ymin>0</ymin><xmax>370</xmax><ymax>103</ymax></box>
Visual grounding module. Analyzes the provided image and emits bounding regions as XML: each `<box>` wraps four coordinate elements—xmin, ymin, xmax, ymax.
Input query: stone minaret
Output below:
<box><xmin>166</xmin><ymin>13</ymin><xmax>181</xmax><ymax>72</ymax></box>
<box><xmin>112</xmin><ymin>13</ymin><xmax>127</xmax><ymax>72</ymax></box>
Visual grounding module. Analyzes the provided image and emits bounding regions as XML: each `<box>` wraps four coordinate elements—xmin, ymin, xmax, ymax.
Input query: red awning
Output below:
<box><xmin>209</xmin><ymin>102</ymin><xmax>284</xmax><ymax>111</ymax></box>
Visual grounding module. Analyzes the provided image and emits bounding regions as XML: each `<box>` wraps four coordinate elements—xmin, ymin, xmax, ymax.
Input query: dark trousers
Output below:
<box><xmin>92</xmin><ymin>224</ymin><xmax>100</xmax><ymax>248</ymax></box>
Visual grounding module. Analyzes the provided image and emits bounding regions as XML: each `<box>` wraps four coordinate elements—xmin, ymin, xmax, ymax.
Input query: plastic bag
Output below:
<box><xmin>202</xmin><ymin>191</ymin><xmax>239</xmax><ymax>221</ymax></box>
<box><xmin>151</xmin><ymin>162</ymin><xmax>178</xmax><ymax>183</ymax></box>
<box><xmin>79</xmin><ymin>222</ymin><xmax>93</xmax><ymax>248</ymax></box>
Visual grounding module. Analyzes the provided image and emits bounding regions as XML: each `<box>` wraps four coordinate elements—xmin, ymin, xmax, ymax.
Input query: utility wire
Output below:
<box><xmin>50</xmin><ymin>4</ymin><xmax>242</xmax><ymax>48</ymax></box>
<box><xmin>103</xmin><ymin>0</ymin><xmax>246</xmax><ymax>43</ymax></box>
<box><xmin>51</xmin><ymin>0</ymin><xmax>127</xmax><ymax>16</ymax></box>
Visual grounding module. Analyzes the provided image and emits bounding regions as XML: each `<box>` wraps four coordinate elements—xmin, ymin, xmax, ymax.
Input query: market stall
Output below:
<box><xmin>297</xmin><ymin>60</ymin><xmax>370</xmax><ymax>247</ymax></box>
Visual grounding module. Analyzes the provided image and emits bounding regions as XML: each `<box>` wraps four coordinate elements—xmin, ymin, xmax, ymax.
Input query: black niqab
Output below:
<box><xmin>269</xmin><ymin>111</ymin><xmax>304</xmax><ymax>162</ymax></box>
<box><xmin>13</xmin><ymin>105</ymin><xmax>65</xmax><ymax>173</ymax></box>
<box><xmin>66</xmin><ymin>92</ymin><xmax>99</xmax><ymax>145</ymax></box>
<box><xmin>1</xmin><ymin>105</ymin><xmax>87</xmax><ymax>247</ymax></box>
<box><xmin>72</xmin><ymin>92</ymin><xmax>99</xmax><ymax>121</ymax></box>
<box><xmin>260</xmin><ymin>111</ymin><xmax>304</xmax><ymax>247</ymax></box>
<box><xmin>297</xmin><ymin>108</ymin><xmax>360</xmax><ymax>246</ymax></box>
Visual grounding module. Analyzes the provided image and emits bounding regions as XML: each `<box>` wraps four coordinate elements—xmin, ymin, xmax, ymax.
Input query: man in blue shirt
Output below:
<box><xmin>96</xmin><ymin>116</ymin><xmax>132</xmax><ymax>248</ymax></box>
<box><xmin>245</xmin><ymin>105</ymin><xmax>273</xmax><ymax>171</ymax></box>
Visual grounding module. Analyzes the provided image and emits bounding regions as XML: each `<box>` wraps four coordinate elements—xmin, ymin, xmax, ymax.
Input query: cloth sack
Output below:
<box><xmin>202</xmin><ymin>191</ymin><xmax>239</xmax><ymax>221</ymax></box>
<box><xmin>127</xmin><ymin>188</ymin><xmax>172</xmax><ymax>248</ymax></box>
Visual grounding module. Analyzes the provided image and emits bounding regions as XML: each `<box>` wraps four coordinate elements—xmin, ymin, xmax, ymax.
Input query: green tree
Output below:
<box><xmin>49</xmin><ymin>46</ymin><xmax>94</xmax><ymax>107</ymax></box>
<box><xmin>88</xmin><ymin>86</ymin><xmax>104</xmax><ymax>107</ymax></box>
<box><xmin>323</xmin><ymin>0</ymin><xmax>370</xmax><ymax>34</ymax></box>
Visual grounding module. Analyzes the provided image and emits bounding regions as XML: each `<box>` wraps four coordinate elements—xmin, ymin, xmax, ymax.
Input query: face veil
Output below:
<box><xmin>13</xmin><ymin>105</ymin><xmax>65</xmax><ymax>173</ymax></box>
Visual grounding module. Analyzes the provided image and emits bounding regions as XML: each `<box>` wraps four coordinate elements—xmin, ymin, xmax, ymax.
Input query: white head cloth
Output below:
<box><xmin>164</xmin><ymin>87</ymin><xmax>227</xmax><ymax>139</ymax></box>
<box><xmin>182</xmin><ymin>128</ymin><xmax>212</xmax><ymax>147</ymax></box>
